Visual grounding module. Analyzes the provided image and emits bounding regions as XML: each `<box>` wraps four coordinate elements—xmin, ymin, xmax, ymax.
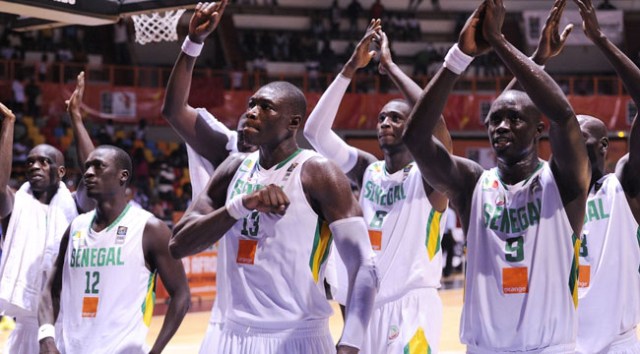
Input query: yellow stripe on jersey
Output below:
<box><xmin>425</xmin><ymin>209</ymin><xmax>442</xmax><ymax>260</ymax></box>
<box><xmin>569</xmin><ymin>233</ymin><xmax>580</xmax><ymax>308</ymax></box>
<box><xmin>309</xmin><ymin>219</ymin><xmax>333</xmax><ymax>283</ymax></box>
<box><xmin>141</xmin><ymin>272</ymin><xmax>156</xmax><ymax>327</ymax></box>
<box><xmin>403</xmin><ymin>327</ymin><xmax>431</xmax><ymax>354</ymax></box>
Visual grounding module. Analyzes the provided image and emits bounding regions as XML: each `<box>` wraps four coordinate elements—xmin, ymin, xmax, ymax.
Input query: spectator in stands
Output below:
<box><xmin>597</xmin><ymin>0</ymin><xmax>616</xmax><ymax>9</ymax></box>
<box><xmin>134</xmin><ymin>118</ymin><xmax>147</xmax><ymax>141</ymax></box>
<box><xmin>408</xmin><ymin>0</ymin><xmax>424</xmax><ymax>11</ymax></box>
<box><xmin>11</xmin><ymin>74</ymin><xmax>25</xmax><ymax>115</ymax></box>
<box><xmin>37</xmin><ymin>53</ymin><xmax>49</xmax><ymax>82</ymax></box>
<box><xmin>113</xmin><ymin>18</ymin><xmax>131</xmax><ymax>65</ymax></box>
<box><xmin>156</xmin><ymin>161</ymin><xmax>176</xmax><ymax>206</ymax></box>
<box><xmin>370</xmin><ymin>0</ymin><xmax>384</xmax><ymax>20</ymax></box>
<box><xmin>305</xmin><ymin>54</ymin><xmax>321</xmax><ymax>92</ymax></box>
<box><xmin>347</xmin><ymin>0</ymin><xmax>363</xmax><ymax>35</ymax></box>
<box><xmin>319</xmin><ymin>39</ymin><xmax>338</xmax><ymax>74</ymax></box>
<box><xmin>273</xmin><ymin>31</ymin><xmax>290</xmax><ymax>61</ymax></box>
<box><xmin>329</xmin><ymin>0</ymin><xmax>342</xmax><ymax>36</ymax></box>
<box><xmin>25</xmin><ymin>77</ymin><xmax>40</xmax><ymax>118</ymax></box>
<box><xmin>408</xmin><ymin>14</ymin><xmax>421</xmax><ymax>40</ymax></box>
<box><xmin>431</xmin><ymin>0</ymin><xmax>440</xmax><ymax>11</ymax></box>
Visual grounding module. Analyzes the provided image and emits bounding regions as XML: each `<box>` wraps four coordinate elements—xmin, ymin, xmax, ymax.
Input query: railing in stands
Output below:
<box><xmin>0</xmin><ymin>58</ymin><xmax>628</xmax><ymax>97</ymax></box>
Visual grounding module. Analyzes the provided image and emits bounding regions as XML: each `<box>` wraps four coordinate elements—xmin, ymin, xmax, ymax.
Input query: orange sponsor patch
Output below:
<box><xmin>82</xmin><ymin>296</ymin><xmax>99</xmax><ymax>317</ymax></box>
<box><xmin>578</xmin><ymin>265</ymin><xmax>591</xmax><ymax>288</ymax></box>
<box><xmin>502</xmin><ymin>267</ymin><xmax>529</xmax><ymax>294</ymax></box>
<box><xmin>369</xmin><ymin>230</ymin><xmax>382</xmax><ymax>251</ymax></box>
<box><xmin>237</xmin><ymin>239</ymin><xmax>258</xmax><ymax>265</ymax></box>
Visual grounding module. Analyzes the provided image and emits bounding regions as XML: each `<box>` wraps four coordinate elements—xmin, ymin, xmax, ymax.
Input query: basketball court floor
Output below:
<box><xmin>0</xmin><ymin>288</ymin><xmax>466</xmax><ymax>353</ymax></box>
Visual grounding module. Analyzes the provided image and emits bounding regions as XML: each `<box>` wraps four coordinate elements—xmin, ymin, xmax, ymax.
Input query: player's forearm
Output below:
<box><xmin>161</xmin><ymin>53</ymin><xmax>197</xmax><ymax>120</ymax></box>
<box><xmin>593</xmin><ymin>35</ymin><xmax>640</xmax><ymax>109</ymax></box>
<box><xmin>148</xmin><ymin>287</ymin><xmax>190</xmax><ymax>354</ymax></box>
<box><xmin>170</xmin><ymin>209</ymin><xmax>236</xmax><ymax>258</ymax></box>
<box><xmin>303</xmin><ymin>74</ymin><xmax>358</xmax><ymax>173</ymax></box>
<box><xmin>0</xmin><ymin>113</ymin><xmax>16</xmax><ymax>190</ymax></box>
<box><xmin>69</xmin><ymin>113</ymin><xmax>95</xmax><ymax>171</ymax></box>
<box><xmin>403</xmin><ymin>66</ymin><xmax>457</xmax><ymax>150</ymax></box>
<box><xmin>383</xmin><ymin>62</ymin><xmax>422</xmax><ymax>106</ymax></box>
<box><xmin>490</xmin><ymin>37</ymin><xmax>574</xmax><ymax>125</ymax></box>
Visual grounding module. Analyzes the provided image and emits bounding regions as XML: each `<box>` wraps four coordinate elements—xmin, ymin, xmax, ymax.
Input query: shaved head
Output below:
<box><xmin>577</xmin><ymin>115</ymin><xmax>608</xmax><ymax>140</ymax></box>
<box><xmin>490</xmin><ymin>90</ymin><xmax>542</xmax><ymax>125</ymax></box>
<box><xmin>30</xmin><ymin>144</ymin><xmax>65</xmax><ymax>166</ymax></box>
<box><xmin>263</xmin><ymin>81</ymin><xmax>307</xmax><ymax>118</ymax></box>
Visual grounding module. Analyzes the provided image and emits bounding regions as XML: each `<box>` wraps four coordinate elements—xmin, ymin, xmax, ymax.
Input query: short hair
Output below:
<box><xmin>264</xmin><ymin>81</ymin><xmax>307</xmax><ymax>118</ymax></box>
<box><xmin>31</xmin><ymin>144</ymin><xmax>65</xmax><ymax>166</ymax></box>
<box><xmin>491</xmin><ymin>90</ymin><xmax>542</xmax><ymax>124</ymax></box>
<box><xmin>96</xmin><ymin>145</ymin><xmax>133</xmax><ymax>182</ymax></box>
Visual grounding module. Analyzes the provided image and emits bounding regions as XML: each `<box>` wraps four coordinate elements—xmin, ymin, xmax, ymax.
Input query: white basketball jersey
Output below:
<box><xmin>61</xmin><ymin>203</ymin><xmax>154</xmax><ymax>354</ymax></box>
<box><xmin>223</xmin><ymin>149</ymin><xmax>334</xmax><ymax>328</ymax></box>
<box><xmin>577</xmin><ymin>174</ymin><xmax>640</xmax><ymax>353</ymax></box>
<box><xmin>359</xmin><ymin>161</ymin><xmax>444</xmax><ymax>305</ymax></box>
<box><xmin>461</xmin><ymin>162</ymin><xmax>579</xmax><ymax>353</ymax></box>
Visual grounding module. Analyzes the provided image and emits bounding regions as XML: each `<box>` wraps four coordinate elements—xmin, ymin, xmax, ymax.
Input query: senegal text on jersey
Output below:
<box><xmin>70</xmin><ymin>247</ymin><xmax>125</xmax><ymax>268</ymax></box>
<box><xmin>482</xmin><ymin>198</ymin><xmax>542</xmax><ymax>234</ymax></box>
<box><xmin>362</xmin><ymin>181</ymin><xmax>407</xmax><ymax>207</ymax></box>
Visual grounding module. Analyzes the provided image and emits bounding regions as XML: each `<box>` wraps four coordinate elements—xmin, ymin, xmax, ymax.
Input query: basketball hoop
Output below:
<box><xmin>131</xmin><ymin>9</ymin><xmax>186</xmax><ymax>45</ymax></box>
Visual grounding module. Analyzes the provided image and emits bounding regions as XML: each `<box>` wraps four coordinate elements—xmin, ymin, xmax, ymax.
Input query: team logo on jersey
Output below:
<box><xmin>482</xmin><ymin>177</ymin><xmax>499</xmax><ymax>191</ymax></box>
<box><xmin>115</xmin><ymin>226</ymin><xmax>127</xmax><ymax>244</ymax></box>
<box><xmin>72</xmin><ymin>230</ymin><xmax>88</xmax><ymax>248</ymax></box>
<box><xmin>495</xmin><ymin>193</ymin><xmax>505</xmax><ymax>206</ymax></box>
<box><xmin>282</xmin><ymin>162</ymin><xmax>299</xmax><ymax>183</ymax></box>
<box><xmin>388</xmin><ymin>325</ymin><xmax>399</xmax><ymax>341</ymax></box>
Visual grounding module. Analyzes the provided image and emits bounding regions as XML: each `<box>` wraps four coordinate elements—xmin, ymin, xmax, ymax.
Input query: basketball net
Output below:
<box><xmin>131</xmin><ymin>9</ymin><xmax>186</xmax><ymax>45</ymax></box>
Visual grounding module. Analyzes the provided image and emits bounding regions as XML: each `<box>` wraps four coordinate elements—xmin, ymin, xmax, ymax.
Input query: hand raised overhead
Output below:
<box><xmin>66</xmin><ymin>71</ymin><xmax>85</xmax><ymax>121</ymax></box>
<box><xmin>573</xmin><ymin>0</ymin><xmax>604</xmax><ymax>42</ymax></box>
<box><xmin>343</xmin><ymin>19</ymin><xmax>382</xmax><ymax>77</ymax></box>
<box><xmin>188</xmin><ymin>0</ymin><xmax>228</xmax><ymax>43</ymax></box>
<box><xmin>533</xmin><ymin>0</ymin><xmax>573</xmax><ymax>64</ymax></box>
<box><xmin>458</xmin><ymin>0</ymin><xmax>491</xmax><ymax>56</ymax></box>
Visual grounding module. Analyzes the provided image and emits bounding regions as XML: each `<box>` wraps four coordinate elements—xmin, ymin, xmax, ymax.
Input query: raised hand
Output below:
<box><xmin>0</xmin><ymin>102</ymin><xmax>15</xmax><ymax>122</ymax></box>
<box><xmin>188</xmin><ymin>0</ymin><xmax>228</xmax><ymax>44</ymax></box>
<box><xmin>532</xmin><ymin>0</ymin><xmax>573</xmax><ymax>64</ymax></box>
<box><xmin>573</xmin><ymin>0</ymin><xmax>604</xmax><ymax>42</ymax></box>
<box><xmin>66</xmin><ymin>71</ymin><xmax>85</xmax><ymax>121</ymax></box>
<box><xmin>377</xmin><ymin>30</ymin><xmax>392</xmax><ymax>75</ymax></box>
<box><xmin>242</xmin><ymin>184</ymin><xmax>290</xmax><ymax>215</ymax></box>
<box><xmin>458</xmin><ymin>1</ymin><xmax>491</xmax><ymax>56</ymax></box>
<box><xmin>342</xmin><ymin>19</ymin><xmax>382</xmax><ymax>77</ymax></box>
<box><xmin>482</xmin><ymin>0</ymin><xmax>507</xmax><ymax>44</ymax></box>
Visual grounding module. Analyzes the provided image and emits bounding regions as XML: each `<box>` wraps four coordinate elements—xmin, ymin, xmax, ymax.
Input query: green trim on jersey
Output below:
<box><xmin>425</xmin><ymin>209</ymin><xmax>442</xmax><ymax>261</ymax></box>
<box><xmin>569</xmin><ymin>233</ymin><xmax>580</xmax><ymax>308</ymax></box>
<box><xmin>141</xmin><ymin>271</ymin><xmax>156</xmax><ymax>327</ymax></box>
<box><xmin>309</xmin><ymin>218</ymin><xmax>333</xmax><ymax>283</ymax></box>
<box><xmin>275</xmin><ymin>148</ymin><xmax>303</xmax><ymax>170</ymax></box>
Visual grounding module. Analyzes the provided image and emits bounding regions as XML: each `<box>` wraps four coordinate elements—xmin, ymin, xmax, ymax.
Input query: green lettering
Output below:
<box><xmin>117</xmin><ymin>247</ymin><xmax>124</xmax><ymax>265</ymax></box>
<box><xmin>393</xmin><ymin>186</ymin><xmax>402</xmax><ymax>203</ymax></box>
<box><xmin>490</xmin><ymin>206</ymin><xmax>503</xmax><ymax>231</ymax></box>
<box><xmin>598</xmin><ymin>199</ymin><xmax>610</xmax><ymax>219</ymax></box>
<box><xmin>81</xmin><ymin>248</ymin><xmax>89</xmax><ymax>267</ymax></box>
<box><xmin>587</xmin><ymin>200</ymin><xmax>599</xmax><ymax>222</ymax></box>
<box><xmin>527</xmin><ymin>200</ymin><xmax>540</xmax><ymax>226</ymax></box>
<box><xmin>483</xmin><ymin>203</ymin><xmax>493</xmax><ymax>226</ymax></box>
<box><xmin>97</xmin><ymin>248</ymin><xmax>106</xmax><ymax>266</ymax></box>
<box><xmin>90</xmin><ymin>248</ymin><xmax>98</xmax><ymax>267</ymax></box>
<box><xmin>517</xmin><ymin>207</ymin><xmax>529</xmax><ymax>230</ymax></box>
<box><xmin>499</xmin><ymin>207</ymin><xmax>510</xmax><ymax>233</ymax></box>
<box><xmin>70</xmin><ymin>249</ymin><xmax>76</xmax><ymax>267</ymax></box>
<box><xmin>509</xmin><ymin>208</ymin><xmax>520</xmax><ymax>233</ymax></box>
<box><xmin>106</xmin><ymin>247</ymin><xmax>115</xmax><ymax>266</ymax></box>
<box><xmin>364</xmin><ymin>181</ymin><xmax>373</xmax><ymax>200</ymax></box>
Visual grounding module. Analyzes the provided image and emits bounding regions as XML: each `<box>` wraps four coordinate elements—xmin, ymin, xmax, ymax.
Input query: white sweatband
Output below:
<box><xmin>303</xmin><ymin>74</ymin><xmax>359</xmax><ymax>173</ymax></box>
<box><xmin>443</xmin><ymin>44</ymin><xmax>474</xmax><ymax>75</ymax></box>
<box><xmin>226</xmin><ymin>195</ymin><xmax>252</xmax><ymax>220</ymax></box>
<box><xmin>37</xmin><ymin>324</ymin><xmax>55</xmax><ymax>341</ymax></box>
<box><xmin>330</xmin><ymin>217</ymin><xmax>378</xmax><ymax>350</ymax></box>
<box><xmin>181</xmin><ymin>37</ymin><xmax>204</xmax><ymax>57</ymax></box>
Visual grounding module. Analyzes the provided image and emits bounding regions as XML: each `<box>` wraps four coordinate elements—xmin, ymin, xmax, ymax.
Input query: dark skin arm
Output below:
<box><xmin>170</xmin><ymin>154</ymin><xmax>291</xmax><ymax>258</ymax></box>
<box><xmin>170</xmin><ymin>154</ymin><xmax>243</xmax><ymax>258</ymax></box>
<box><xmin>66</xmin><ymin>71</ymin><xmax>96</xmax><ymax>213</ymax></box>
<box><xmin>38</xmin><ymin>227</ymin><xmax>70</xmax><ymax>354</ymax></box>
<box><xmin>301</xmin><ymin>157</ymin><xmax>372</xmax><ymax>354</ymax></box>
<box><xmin>377</xmin><ymin>29</ymin><xmax>452</xmax><ymax>212</ymax></box>
<box><xmin>161</xmin><ymin>0</ymin><xmax>232</xmax><ymax>167</ymax></box>
<box><xmin>504</xmin><ymin>0</ymin><xmax>573</xmax><ymax>91</ymax></box>
<box><xmin>142</xmin><ymin>217</ymin><xmax>190</xmax><ymax>354</ymax></box>
<box><xmin>403</xmin><ymin>4</ymin><xmax>489</xmax><ymax>233</ymax></box>
<box><xmin>484</xmin><ymin>0</ymin><xmax>590</xmax><ymax>236</ymax></box>
<box><xmin>0</xmin><ymin>102</ymin><xmax>16</xmax><ymax>220</ymax></box>
<box><xmin>573</xmin><ymin>0</ymin><xmax>640</xmax><ymax>221</ymax></box>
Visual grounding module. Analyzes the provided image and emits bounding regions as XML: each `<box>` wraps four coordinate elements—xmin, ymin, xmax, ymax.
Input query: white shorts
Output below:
<box><xmin>199</xmin><ymin>321</ymin><xmax>225</xmax><ymax>354</ymax></box>
<box><xmin>4</xmin><ymin>316</ymin><xmax>38</xmax><ymax>354</ymax></box>
<box><xmin>213</xmin><ymin>318</ymin><xmax>335</xmax><ymax>354</ymax></box>
<box><xmin>608</xmin><ymin>329</ymin><xmax>640</xmax><ymax>354</ymax></box>
<box><xmin>362</xmin><ymin>287</ymin><xmax>442</xmax><ymax>354</ymax></box>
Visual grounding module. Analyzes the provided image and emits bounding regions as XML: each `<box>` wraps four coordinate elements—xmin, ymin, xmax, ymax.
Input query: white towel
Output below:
<box><xmin>0</xmin><ymin>181</ymin><xmax>78</xmax><ymax>317</ymax></box>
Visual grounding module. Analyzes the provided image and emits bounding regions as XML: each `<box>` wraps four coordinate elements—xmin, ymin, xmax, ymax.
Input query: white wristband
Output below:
<box><xmin>181</xmin><ymin>37</ymin><xmax>204</xmax><ymax>57</ymax></box>
<box><xmin>443</xmin><ymin>44</ymin><xmax>474</xmax><ymax>75</ymax></box>
<box><xmin>37</xmin><ymin>324</ymin><xmax>55</xmax><ymax>341</ymax></box>
<box><xmin>226</xmin><ymin>195</ymin><xmax>252</xmax><ymax>220</ymax></box>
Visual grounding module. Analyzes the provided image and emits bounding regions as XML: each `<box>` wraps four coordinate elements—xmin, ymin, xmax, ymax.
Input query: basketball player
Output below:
<box><xmin>572</xmin><ymin>0</ymin><xmax>640</xmax><ymax>352</ymax></box>
<box><xmin>0</xmin><ymin>73</ymin><xmax>95</xmax><ymax>353</ymax></box>
<box><xmin>403</xmin><ymin>0</ymin><xmax>589</xmax><ymax>352</ymax></box>
<box><xmin>38</xmin><ymin>146</ymin><xmax>191</xmax><ymax>354</ymax></box>
<box><xmin>161</xmin><ymin>1</ymin><xmax>258</xmax><ymax>352</ymax></box>
<box><xmin>170</xmin><ymin>77</ymin><xmax>378</xmax><ymax>353</ymax></box>
<box><xmin>303</xmin><ymin>20</ymin><xmax>452</xmax><ymax>353</ymax></box>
